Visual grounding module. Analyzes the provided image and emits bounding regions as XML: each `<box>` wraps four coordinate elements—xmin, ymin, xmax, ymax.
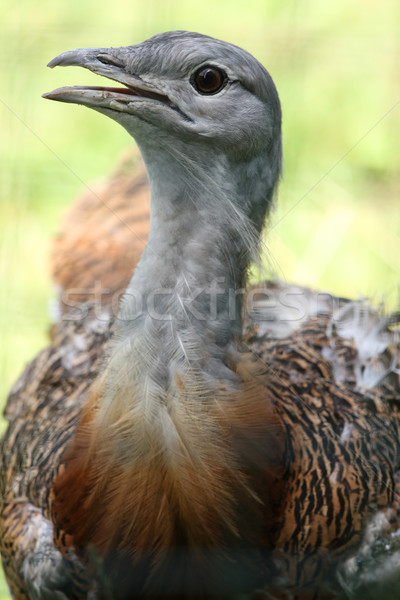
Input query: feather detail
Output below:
<box><xmin>51</xmin><ymin>355</ymin><xmax>285</xmax><ymax>595</ymax></box>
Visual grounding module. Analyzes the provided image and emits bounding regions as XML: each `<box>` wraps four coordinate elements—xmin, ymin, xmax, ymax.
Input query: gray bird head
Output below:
<box><xmin>44</xmin><ymin>31</ymin><xmax>282</xmax><ymax>242</ymax></box>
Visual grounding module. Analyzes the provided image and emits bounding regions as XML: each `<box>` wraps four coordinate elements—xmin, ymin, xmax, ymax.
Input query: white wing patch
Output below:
<box><xmin>249</xmin><ymin>280</ymin><xmax>400</xmax><ymax>391</ymax></box>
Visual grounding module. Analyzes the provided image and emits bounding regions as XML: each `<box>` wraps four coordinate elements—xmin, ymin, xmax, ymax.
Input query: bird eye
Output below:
<box><xmin>191</xmin><ymin>65</ymin><xmax>227</xmax><ymax>95</ymax></box>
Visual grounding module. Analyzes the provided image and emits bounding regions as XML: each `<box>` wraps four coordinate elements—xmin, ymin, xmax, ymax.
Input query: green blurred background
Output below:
<box><xmin>0</xmin><ymin>0</ymin><xmax>399</xmax><ymax>595</ymax></box>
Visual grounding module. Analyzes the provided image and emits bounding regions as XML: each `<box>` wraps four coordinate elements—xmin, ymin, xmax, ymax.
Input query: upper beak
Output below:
<box><xmin>43</xmin><ymin>47</ymin><xmax>172</xmax><ymax>109</ymax></box>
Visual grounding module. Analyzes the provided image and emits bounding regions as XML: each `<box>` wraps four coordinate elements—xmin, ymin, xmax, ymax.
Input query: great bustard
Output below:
<box><xmin>1</xmin><ymin>31</ymin><xmax>399</xmax><ymax>600</ymax></box>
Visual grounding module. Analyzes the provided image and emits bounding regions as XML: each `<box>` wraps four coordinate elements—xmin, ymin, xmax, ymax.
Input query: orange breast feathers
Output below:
<box><xmin>50</xmin><ymin>364</ymin><xmax>286</xmax><ymax>586</ymax></box>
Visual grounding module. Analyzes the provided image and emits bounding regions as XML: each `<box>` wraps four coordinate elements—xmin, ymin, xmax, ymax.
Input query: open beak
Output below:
<box><xmin>43</xmin><ymin>47</ymin><xmax>172</xmax><ymax>109</ymax></box>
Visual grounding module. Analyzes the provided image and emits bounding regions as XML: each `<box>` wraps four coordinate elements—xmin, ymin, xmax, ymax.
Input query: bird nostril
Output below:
<box><xmin>97</xmin><ymin>54</ymin><xmax>125</xmax><ymax>68</ymax></box>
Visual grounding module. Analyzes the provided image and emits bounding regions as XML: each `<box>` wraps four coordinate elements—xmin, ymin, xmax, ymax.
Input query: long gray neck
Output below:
<box><xmin>114</xmin><ymin>144</ymin><xmax>270</xmax><ymax>377</ymax></box>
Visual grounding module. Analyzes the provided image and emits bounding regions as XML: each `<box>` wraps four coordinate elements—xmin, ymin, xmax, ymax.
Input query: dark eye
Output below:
<box><xmin>191</xmin><ymin>65</ymin><xmax>227</xmax><ymax>95</ymax></box>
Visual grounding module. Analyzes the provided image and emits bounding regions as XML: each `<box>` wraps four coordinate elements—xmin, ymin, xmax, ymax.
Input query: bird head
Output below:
<box><xmin>45</xmin><ymin>31</ymin><xmax>280</xmax><ymax>169</ymax></box>
<box><xmin>44</xmin><ymin>31</ymin><xmax>282</xmax><ymax>240</ymax></box>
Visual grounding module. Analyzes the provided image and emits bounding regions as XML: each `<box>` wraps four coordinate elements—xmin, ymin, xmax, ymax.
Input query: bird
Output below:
<box><xmin>1</xmin><ymin>30</ymin><xmax>400</xmax><ymax>600</ymax></box>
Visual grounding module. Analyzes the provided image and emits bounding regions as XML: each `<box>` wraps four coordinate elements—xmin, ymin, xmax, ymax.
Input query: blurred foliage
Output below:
<box><xmin>0</xmin><ymin>0</ymin><xmax>399</xmax><ymax>596</ymax></box>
